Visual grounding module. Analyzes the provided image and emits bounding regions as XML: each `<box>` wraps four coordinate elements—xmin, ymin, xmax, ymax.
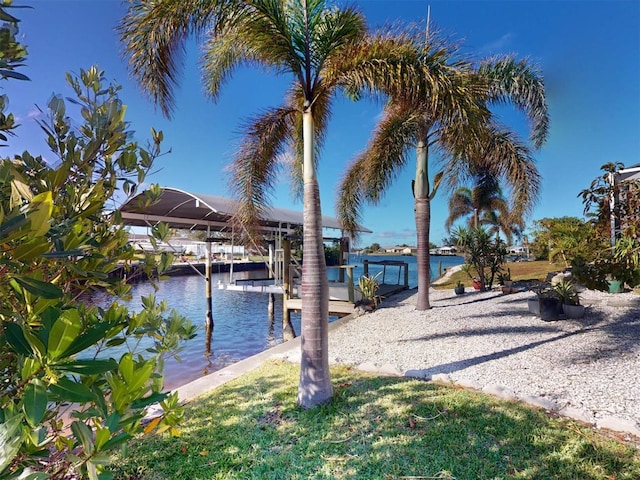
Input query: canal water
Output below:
<box><xmin>89</xmin><ymin>254</ymin><xmax>463</xmax><ymax>390</ymax></box>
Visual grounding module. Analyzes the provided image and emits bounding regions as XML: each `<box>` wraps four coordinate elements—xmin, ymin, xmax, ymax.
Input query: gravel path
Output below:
<box><xmin>280</xmin><ymin>286</ymin><xmax>640</xmax><ymax>438</ymax></box>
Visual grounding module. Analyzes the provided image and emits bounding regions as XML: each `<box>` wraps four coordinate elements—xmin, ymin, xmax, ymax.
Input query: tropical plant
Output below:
<box><xmin>553</xmin><ymin>279</ymin><xmax>580</xmax><ymax>306</ymax></box>
<box><xmin>496</xmin><ymin>267</ymin><xmax>511</xmax><ymax>285</ymax></box>
<box><xmin>358</xmin><ymin>272</ymin><xmax>382</xmax><ymax>307</ymax></box>
<box><xmin>529</xmin><ymin>217</ymin><xmax>600</xmax><ymax>266</ymax></box>
<box><xmin>579</xmin><ymin>162</ymin><xmax>640</xmax><ymax>243</ymax></box>
<box><xmin>119</xmin><ymin>0</ymin><xmax>418</xmax><ymax>408</ymax></box>
<box><xmin>337</xmin><ymin>26</ymin><xmax>549</xmax><ymax>310</ymax></box>
<box><xmin>0</xmin><ymin>29</ymin><xmax>196</xmax><ymax>476</ymax></box>
<box><xmin>454</xmin><ymin>226</ymin><xmax>507</xmax><ymax>291</ymax></box>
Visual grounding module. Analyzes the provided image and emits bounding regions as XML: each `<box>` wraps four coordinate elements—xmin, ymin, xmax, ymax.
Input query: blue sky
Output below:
<box><xmin>7</xmin><ymin>0</ymin><xmax>640</xmax><ymax>248</ymax></box>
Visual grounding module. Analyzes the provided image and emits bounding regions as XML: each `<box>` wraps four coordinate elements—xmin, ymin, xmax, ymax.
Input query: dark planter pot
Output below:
<box><xmin>454</xmin><ymin>286</ymin><xmax>465</xmax><ymax>295</ymax></box>
<box><xmin>562</xmin><ymin>303</ymin><xmax>585</xmax><ymax>319</ymax></box>
<box><xmin>539</xmin><ymin>296</ymin><xmax>561</xmax><ymax>321</ymax></box>
<box><xmin>527</xmin><ymin>298</ymin><xmax>540</xmax><ymax>316</ymax></box>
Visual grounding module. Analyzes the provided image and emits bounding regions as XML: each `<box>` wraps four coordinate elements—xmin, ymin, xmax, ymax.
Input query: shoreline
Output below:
<box><xmin>430</xmin><ymin>264</ymin><xmax>463</xmax><ymax>286</ymax></box>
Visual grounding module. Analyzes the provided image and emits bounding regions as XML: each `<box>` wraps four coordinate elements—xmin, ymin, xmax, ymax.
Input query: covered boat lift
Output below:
<box><xmin>117</xmin><ymin>187</ymin><xmax>374</xmax><ymax>331</ymax></box>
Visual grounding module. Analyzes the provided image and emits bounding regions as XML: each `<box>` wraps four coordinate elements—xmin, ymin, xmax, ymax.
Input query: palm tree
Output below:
<box><xmin>445</xmin><ymin>175</ymin><xmax>508</xmax><ymax>231</ymax></box>
<box><xmin>479</xmin><ymin>209</ymin><xmax>525</xmax><ymax>246</ymax></box>
<box><xmin>337</xmin><ymin>31</ymin><xmax>548</xmax><ymax>310</ymax></box>
<box><xmin>119</xmin><ymin>0</ymin><xmax>417</xmax><ymax>408</ymax></box>
<box><xmin>445</xmin><ymin>173</ymin><xmax>525</xmax><ymax>245</ymax></box>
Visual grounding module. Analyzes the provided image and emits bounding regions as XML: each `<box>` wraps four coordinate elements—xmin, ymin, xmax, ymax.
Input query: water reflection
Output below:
<box><xmin>87</xmin><ymin>270</ymin><xmax>300</xmax><ymax>390</ymax></box>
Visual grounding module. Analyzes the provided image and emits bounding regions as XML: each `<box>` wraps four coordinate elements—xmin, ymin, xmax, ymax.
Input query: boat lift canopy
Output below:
<box><xmin>117</xmin><ymin>187</ymin><xmax>371</xmax><ymax>237</ymax></box>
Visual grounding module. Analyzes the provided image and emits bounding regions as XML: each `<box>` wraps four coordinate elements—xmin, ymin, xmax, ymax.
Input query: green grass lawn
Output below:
<box><xmin>110</xmin><ymin>361</ymin><xmax>640</xmax><ymax>480</ymax></box>
<box><xmin>434</xmin><ymin>260</ymin><xmax>565</xmax><ymax>290</ymax></box>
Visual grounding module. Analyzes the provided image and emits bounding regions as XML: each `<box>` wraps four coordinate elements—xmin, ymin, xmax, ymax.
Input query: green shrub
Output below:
<box><xmin>0</xmin><ymin>24</ymin><xmax>196</xmax><ymax>479</ymax></box>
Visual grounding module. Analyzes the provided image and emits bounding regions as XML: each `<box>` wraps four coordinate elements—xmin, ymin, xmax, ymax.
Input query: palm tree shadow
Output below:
<box><xmin>431</xmin><ymin>292</ymin><xmax>504</xmax><ymax>306</ymax></box>
<box><xmin>404</xmin><ymin>329</ymin><xmax>583</xmax><ymax>379</ymax></box>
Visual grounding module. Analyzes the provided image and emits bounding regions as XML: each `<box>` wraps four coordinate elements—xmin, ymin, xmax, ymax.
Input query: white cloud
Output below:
<box><xmin>480</xmin><ymin>33</ymin><xmax>515</xmax><ymax>55</ymax></box>
<box><xmin>27</xmin><ymin>107</ymin><xmax>44</xmax><ymax>120</ymax></box>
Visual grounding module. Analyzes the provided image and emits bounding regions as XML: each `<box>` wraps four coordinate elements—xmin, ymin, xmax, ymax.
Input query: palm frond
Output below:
<box><xmin>478</xmin><ymin>55</ymin><xmax>550</xmax><ymax>149</ymax></box>
<box><xmin>229</xmin><ymin>105</ymin><xmax>296</xmax><ymax>242</ymax></box>
<box><xmin>336</xmin><ymin>155</ymin><xmax>368</xmax><ymax>239</ymax></box>
<box><xmin>328</xmin><ymin>26</ymin><xmax>422</xmax><ymax>103</ymax></box>
<box><xmin>360</xmin><ymin>101</ymin><xmax>422</xmax><ymax>201</ymax></box>
<box><xmin>481</xmin><ymin>126</ymin><xmax>540</xmax><ymax>220</ymax></box>
<box><xmin>118</xmin><ymin>0</ymin><xmax>222</xmax><ymax>116</ymax></box>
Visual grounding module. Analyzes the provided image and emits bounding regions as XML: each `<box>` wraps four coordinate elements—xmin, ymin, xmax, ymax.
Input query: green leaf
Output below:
<box><xmin>100</xmin><ymin>432</ymin><xmax>131</xmax><ymax>452</ymax></box>
<box><xmin>22</xmin><ymin>380</ymin><xmax>47</xmax><ymax>428</ymax></box>
<box><xmin>0</xmin><ymin>211</ymin><xmax>28</xmax><ymax>241</ymax></box>
<box><xmin>70</xmin><ymin>420</ymin><xmax>94</xmax><ymax>455</ymax></box>
<box><xmin>0</xmin><ymin>414</ymin><xmax>25</xmax><ymax>474</ymax></box>
<box><xmin>12</xmin><ymin>275</ymin><xmax>62</xmax><ymax>299</ymax></box>
<box><xmin>28</xmin><ymin>191</ymin><xmax>53</xmax><ymax>237</ymax></box>
<box><xmin>11</xmin><ymin>240</ymin><xmax>51</xmax><ymax>262</ymax></box>
<box><xmin>105</xmin><ymin>337</ymin><xmax>126</xmax><ymax>348</ymax></box>
<box><xmin>127</xmin><ymin>361</ymin><xmax>154</xmax><ymax>392</ymax></box>
<box><xmin>22</xmin><ymin>328</ymin><xmax>46</xmax><ymax>357</ymax></box>
<box><xmin>56</xmin><ymin>359</ymin><xmax>117</xmax><ymax>375</ymax></box>
<box><xmin>48</xmin><ymin>309</ymin><xmax>82</xmax><ymax>359</ymax></box>
<box><xmin>64</xmin><ymin>322</ymin><xmax>114</xmax><ymax>357</ymax></box>
<box><xmin>4</xmin><ymin>321</ymin><xmax>32</xmax><ymax>355</ymax></box>
<box><xmin>94</xmin><ymin>426</ymin><xmax>110</xmax><ymax>451</ymax></box>
<box><xmin>130</xmin><ymin>391</ymin><xmax>167</xmax><ymax>410</ymax></box>
<box><xmin>0</xmin><ymin>70</ymin><xmax>30</xmax><ymax>81</ymax></box>
<box><xmin>49</xmin><ymin>377</ymin><xmax>96</xmax><ymax>403</ymax></box>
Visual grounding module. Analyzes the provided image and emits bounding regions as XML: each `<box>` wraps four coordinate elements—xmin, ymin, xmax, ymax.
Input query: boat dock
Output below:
<box><xmin>216</xmin><ymin>258</ymin><xmax>410</xmax><ymax>318</ymax></box>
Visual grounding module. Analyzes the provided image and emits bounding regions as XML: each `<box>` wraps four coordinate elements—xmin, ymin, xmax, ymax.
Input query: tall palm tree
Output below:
<box><xmin>119</xmin><ymin>0</ymin><xmax>417</xmax><ymax>408</ymax></box>
<box><xmin>337</xmin><ymin>32</ymin><xmax>548</xmax><ymax>310</ymax></box>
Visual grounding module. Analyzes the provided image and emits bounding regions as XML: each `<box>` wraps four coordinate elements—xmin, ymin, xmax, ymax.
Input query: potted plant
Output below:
<box><xmin>497</xmin><ymin>268</ymin><xmax>512</xmax><ymax>287</ymax></box>
<box><xmin>357</xmin><ymin>272</ymin><xmax>382</xmax><ymax>309</ymax></box>
<box><xmin>553</xmin><ymin>280</ymin><xmax>585</xmax><ymax>318</ymax></box>
<box><xmin>530</xmin><ymin>283</ymin><xmax>561</xmax><ymax>321</ymax></box>
<box><xmin>454</xmin><ymin>280</ymin><xmax>465</xmax><ymax>295</ymax></box>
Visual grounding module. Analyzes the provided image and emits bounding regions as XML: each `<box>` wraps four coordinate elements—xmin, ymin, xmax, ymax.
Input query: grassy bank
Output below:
<box><xmin>433</xmin><ymin>260</ymin><xmax>564</xmax><ymax>290</ymax></box>
<box><xmin>111</xmin><ymin>361</ymin><xmax>639</xmax><ymax>479</ymax></box>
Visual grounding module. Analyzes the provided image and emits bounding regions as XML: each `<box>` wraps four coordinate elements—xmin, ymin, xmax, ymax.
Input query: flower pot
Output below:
<box><xmin>527</xmin><ymin>297</ymin><xmax>540</xmax><ymax>316</ymax></box>
<box><xmin>538</xmin><ymin>296</ymin><xmax>561</xmax><ymax>321</ymax></box>
<box><xmin>608</xmin><ymin>280</ymin><xmax>623</xmax><ymax>294</ymax></box>
<box><xmin>562</xmin><ymin>303</ymin><xmax>585</xmax><ymax>319</ymax></box>
<box><xmin>472</xmin><ymin>279</ymin><xmax>482</xmax><ymax>290</ymax></box>
<box><xmin>503</xmin><ymin>280</ymin><xmax>513</xmax><ymax>288</ymax></box>
<box><xmin>454</xmin><ymin>285</ymin><xmax>465</xmax><ymax>295</ymax></box>
<box><xmin>501</xmin><ymin>286</ymin><xmax>512</xmax><ymax>294</ymax></box>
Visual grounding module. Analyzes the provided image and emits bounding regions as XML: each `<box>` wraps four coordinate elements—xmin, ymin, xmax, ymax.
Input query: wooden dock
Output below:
<box><xmin>286</xmin><ymin>283</ymin><xmax>408</xmax><ymax>317</ymax></box>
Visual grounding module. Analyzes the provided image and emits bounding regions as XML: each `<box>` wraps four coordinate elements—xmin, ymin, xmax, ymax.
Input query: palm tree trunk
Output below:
<box><xmin>298</xmin><ymin>108</ymin><xmax>332</xmax><ymax>408</ymax></box>
<box><xmin>414</xmin><ymin>138</ymin><xmax>431</xmax><ymax>310</ymax></box>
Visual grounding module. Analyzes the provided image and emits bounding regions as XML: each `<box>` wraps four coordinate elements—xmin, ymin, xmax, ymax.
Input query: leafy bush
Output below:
<box><xmin>453</xmin><ymin>227</ymin><xmax>507</xmax><ymax>290</ymax></box>
<box><xmin>0</xmin><ymin>17</ymin><xmax>196</xmax><ymax>478</ymax></box>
